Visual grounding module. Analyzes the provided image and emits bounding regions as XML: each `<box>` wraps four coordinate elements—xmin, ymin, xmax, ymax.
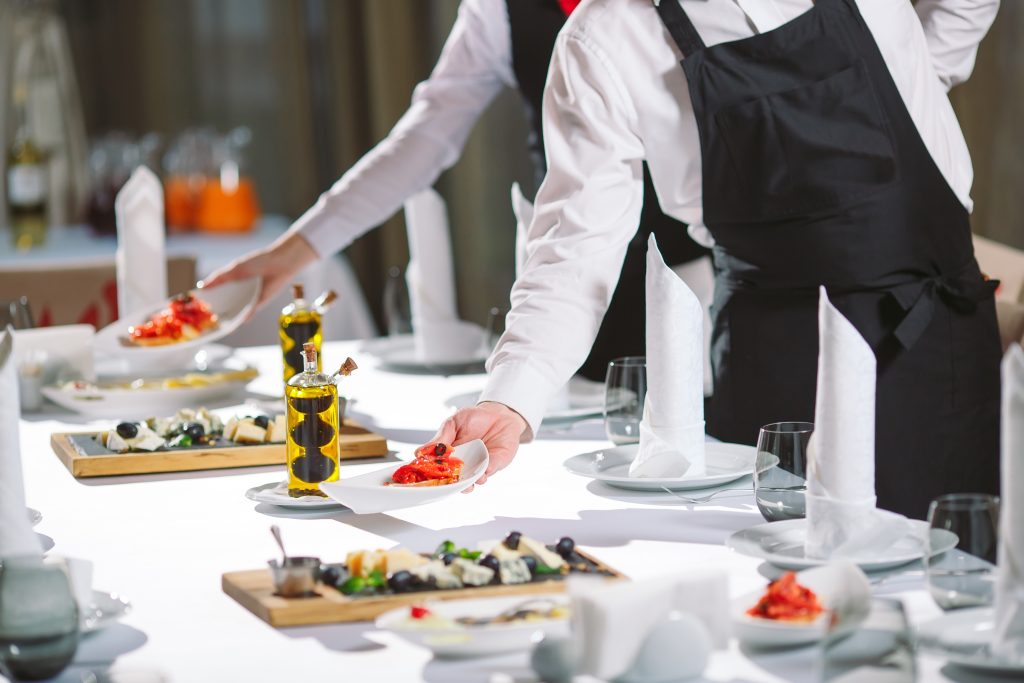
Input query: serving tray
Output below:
<box><xmin>222</xmin><ymin>550</ymin><xmax>625</xmax><ymax>627</ymax></box>
<box><xmin>50</xmin><ymin>420</ymin><xmax>388</xmax><ymax>478</ymax></box>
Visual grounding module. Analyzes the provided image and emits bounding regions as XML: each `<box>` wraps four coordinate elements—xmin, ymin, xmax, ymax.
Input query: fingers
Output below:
<box><xmin>432</xmin><ymin>416</ymin><xmax>458</xmax><ymax>445</ymax></box>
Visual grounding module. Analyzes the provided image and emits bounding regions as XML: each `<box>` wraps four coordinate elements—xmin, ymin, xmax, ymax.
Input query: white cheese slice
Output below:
<box><xmin>451</xmin><ymin>558</ymin><xmax>494</xmax><ymax>587</ymax></box>
<box><xmin>224</xmin><ymin>417</ymin><xmax>239</xmax><ymax>441</ymax></box>
<box><xmin>412</xmin><ymin>560</ymin><xmax>463</xmax><ymax>589</ymax></box>
<box><xmin>518</xmin><ymin>536</ymin><xmax>567</xmax><ymax>569</ymax></box>
<box><xmin>489</xmin><ymin>543</ymin><xmax>522</xmax><ymax>562</ymax></box>
<box><xmin>103</xmin><ymin>431</ymin><xmax>129</xmax><ymax>453</ymax></box>
<box><xmin>130</xmin><ymin>433</ymin><xmax>165</xmax><ymax>452</ymax></box>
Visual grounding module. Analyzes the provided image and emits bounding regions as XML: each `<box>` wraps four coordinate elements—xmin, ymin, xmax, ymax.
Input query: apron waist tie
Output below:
<box><xmin>885</xmin><ymin>271</ymin><xmax>998</xmax><ymax>350</ymax></box>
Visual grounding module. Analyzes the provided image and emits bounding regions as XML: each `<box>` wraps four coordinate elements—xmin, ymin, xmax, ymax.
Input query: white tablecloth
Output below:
<box><xmin>13</xmin><ymin>341</ymin><xmax>971</xmax><ymax>683</ymax></box>
<box><xmin>0</xmin><ymin>218</ymin><xmax>377</xmax><ymax>345</ymax></box>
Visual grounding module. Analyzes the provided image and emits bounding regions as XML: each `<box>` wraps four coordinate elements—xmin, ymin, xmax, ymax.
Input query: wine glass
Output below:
<box><xmin>604</xmin><ymin>357</ymin><xmax>646</xmax><ymax>445</ymax></box>
<box><xmin>382</xmin><ymin>266</ymin><xmax>412</xmax><ymax>336</ymax></box>
<box><xmin>926</xmin><ymin>493</ymin><xmax>1000</xmax><ymax>610</ymax></box>
<box><xmin>0</xmin><ymin>555</ymin><xmax>80</xmax><ymax>681</ymax></box>
<box><xmin>754</xmin><ymin>422</ymin><xmax>813</xmax><ymax>522</ymax></box>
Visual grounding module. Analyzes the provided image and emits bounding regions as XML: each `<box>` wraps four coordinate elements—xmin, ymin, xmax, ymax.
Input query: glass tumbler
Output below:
<box><xmin>604</xmin><ymin>357</ymin><xmax>646</xmax><ymax>445</ymax></box>
<box><xmin>754</xmin><ymin>422</ymin><xmax>813</xmax><ymax>522</ymax></box>
<box><xmin>383</xmin><ymin>266</ymin><xmax>412</xmax><ymax>337</ymax></box>
<box><xmin>926</xmin><ymin>493</ymin><xmax>1000</xmax><ymax>610</ymax></box>
<box><xmin>0</xmin><ymin>556</ymin><xmax>80</xmax><ymax>681</ymax></box>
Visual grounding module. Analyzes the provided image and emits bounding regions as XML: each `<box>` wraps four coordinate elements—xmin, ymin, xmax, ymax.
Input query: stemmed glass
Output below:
<box><xmin>926</xmin><ymin>493</ymin><xmax>1000</xmax><ymax>610</ymax></box>
<box><xmin>382</xmin><ymin>266</ymin><xmax>412</xmax><ymax>336</ymax></box>
<box><xmin>753</xmin><ymin>422</ymin><xmax>813</xmax><ymax>522</ymax></box>
<box><xmin>0</xmin><ymin>556</ymin><xmax>80</xmax><ymax>681</ymax></box>
<box><xmin>604</xmin><ymin>357</ymin><xmax>646</xmax><ymax>445</ymax></box>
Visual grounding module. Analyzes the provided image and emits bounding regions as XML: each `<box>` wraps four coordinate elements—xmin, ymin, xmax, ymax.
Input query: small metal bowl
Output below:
<box><xmin>268</xmin><ymin>557</ymin><xmax>321</xmax><ymax>598</ymax></box>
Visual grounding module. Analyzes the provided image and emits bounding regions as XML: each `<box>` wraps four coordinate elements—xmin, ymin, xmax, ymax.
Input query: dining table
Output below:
<box><xmin>12</xmin><ymin>338</ymin><xmax>981</xmax><ymax>683</ymax></box>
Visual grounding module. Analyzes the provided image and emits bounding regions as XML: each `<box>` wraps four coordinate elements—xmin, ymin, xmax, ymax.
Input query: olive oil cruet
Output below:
<box><xmin>279</xmin><ymin>284</ymin><xmax>337</xmax><ymax>383</ymax></box>
<box><xmin>284</xmin><ymin>343</ymin><xmax>357</xmax><ymax>497</ymax></box>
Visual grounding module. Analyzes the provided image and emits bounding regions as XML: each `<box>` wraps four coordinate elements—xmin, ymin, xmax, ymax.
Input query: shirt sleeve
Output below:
<box><xmin>914</xmin><ymin>0</ymin><xmax>1000</xmax><ymax>91</ymax></box>
<box><xmin>291</xmin><ymin>0</ymin><xmax>515</xmax><ymax>257</ymax></box>
<box><xmin>478</xmin><ymin>29</ymin><xmax>647</xmax><ymax>440</ymax></box>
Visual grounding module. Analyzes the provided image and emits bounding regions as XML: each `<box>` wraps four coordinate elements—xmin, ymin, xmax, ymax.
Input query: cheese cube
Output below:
<box><xmin>384</xmin><ymin>548</ymin><xmax>428</xmax><ymax>574</ymax></box>
<box><xmin>498</xmin><ymin>558</ymin><xmax>532</xmax><ymax>585</ymax></box>
<box><xmin>266</xmin><ymin>415</ymin><xmax>287</xmax><ymax>443</ymax></box>
<box><xmin>224</xmin><ymin>417</ymin><xmax>239</xmax><ymax>441</ymax></box>
<box><xmin>233</xmin><ymin>420</ymin><xmax>267</xmax><ymax>444</ymax></box>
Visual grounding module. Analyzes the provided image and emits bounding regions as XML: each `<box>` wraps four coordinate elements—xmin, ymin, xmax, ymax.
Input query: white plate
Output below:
<box><xmin>726</xmin><ymin>519</ymin><xmax>958</xmax><ymax>572</ymax></box>
<box><xmin>376</xmin><ymin>594</ymin><xmax>569</xmax><ymax>658</ymax></box>
<box><xmin>245</xmin><ymin>481</ymin><xmax>345</xmax><ymax>510</ymax></box>
<box><xmin>563</xmin><ymin>442</ymin><xmax>756</xmax><ymax>491</ymax></box>
<box><xmin>732</xmin><ymin>563</ymin><xmax>871</xmax><ymax>648</ymax></box>
<box><xmin>28</xmin><ymin>507</ymin><xmax>42</xmax><ymax>527</ymax></box>
<box><xmin>360</xmin><ymin>331</ymin><xmax>488</xmax><ymax>374</ymax></box>
<box><xmin>916</xmin><ymin>607</ymin><xmax>1024</xmax><ymax>673</ymax></box>
<box><xmin>41</xmin><ymin>356</ymin><xmax>256</xmax><ymax>419</ymax></box>
<box><xmin>319</xmin><ymin>440</ymin><xmax>489</xmax><ymax>514</ymax></box>
<box><xmin>94</xmin><ymin>278</ymin><xmax>260</xmax><ymax>361</ymax></box>
<box><xmin>446</xmin><ymin>376</ymin><xmax>608</xmax><ymax>423</ymax></box>
<box><xmin>80</xmin><ymin>589</ymin><xmax>132</xmax><ymax>634</ymax></box>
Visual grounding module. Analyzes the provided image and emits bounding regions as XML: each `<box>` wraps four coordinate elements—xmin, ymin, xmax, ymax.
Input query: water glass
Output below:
<box><xmin>0</xmin><ymin>556</ymin><xmax>80</xmax><ymax>681</ymax></box>
<box><xmin>604</xmin><ymin>357</ymin><xmax>646</xmax><ymax>445</ymax></box>
<box><xmin>926</xmin><ymin>493</ymin><xmax>1000</xmax><ymax>610</ymax></box>
<box><xmin>754</xmin><ymin>422</ymin><xmax>813</xmax><ymax>522</ymax></box>
<box><xmin>382</xmin><ymin>266</ymin><xmax>412</xmax><ymax>336</ymax></box>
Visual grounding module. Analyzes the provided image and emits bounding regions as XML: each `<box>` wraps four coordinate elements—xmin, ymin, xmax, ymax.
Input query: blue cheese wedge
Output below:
<box><xmin>126</xmin><ymin>425</ymin><xmax>164</xmax><ymax>452</ymax></box>
<box><xmin>412</xmin><ymin>560</ymin><xmax>463</xmax><ymax>590</ymax></box>
<box><xmin>451</xmin><ymin>558</ymin><xmax>494</xmax><ymax>587</ymax></box>
<box><xmin>498</xmin><ymin>558</ymin><xmax>532</xmax><ymax>585</ymax></box>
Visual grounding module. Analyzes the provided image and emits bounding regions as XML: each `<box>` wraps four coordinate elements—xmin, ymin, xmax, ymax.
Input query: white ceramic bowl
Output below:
<box><xmin>375</xmin><ymin>594</ymin><xmax>568</xmax><ymax>658</ymax></box>
<box><xmin>319</xmin><ymin>440</ymin><xmax>489</xmax><ymax>514</ymax></box>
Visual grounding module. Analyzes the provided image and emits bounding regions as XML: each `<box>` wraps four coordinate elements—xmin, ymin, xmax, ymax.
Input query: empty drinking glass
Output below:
<box><xmin>0</xmin><ymin>556</ymin><xmax>80</xmax><ymax>681</ymax></box>
<box><xmin>383</xmin><ymin>266</ymin><xmax>412</xmax><ymax>337</ymax></box>
<box><xmin>926</xmin><ymin>493</ymin><xmax>1000</xmax><ymax>610</ymax></box>
<box><xmin>604</xmin><ymin>357</ymin><xmax>646</xmax><ymax>445</ymax></box>
<box><xmin>754</xmin><ymin>422</ymin><xmax>813</xmax><ymax>522</ymax></box>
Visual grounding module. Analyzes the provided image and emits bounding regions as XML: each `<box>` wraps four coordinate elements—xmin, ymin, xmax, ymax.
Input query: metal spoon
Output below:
<box><xmin>270</xmin><ymin>525</ymin><xmax>288</xmax><ymax>565</ymax></box>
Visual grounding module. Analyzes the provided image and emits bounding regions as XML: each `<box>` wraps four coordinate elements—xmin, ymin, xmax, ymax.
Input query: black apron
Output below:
<box><xmin>506</xmin><ymin>0</ymin><xmax>710</xmax><ymax>382</ymax></box>
<box><xmin>654</xmin><ymin>0</ymin><xmax>1001</xmax><ymax>519</ymax></box>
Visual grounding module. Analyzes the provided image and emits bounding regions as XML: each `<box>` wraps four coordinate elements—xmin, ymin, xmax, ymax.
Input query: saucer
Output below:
<box><xmin>563</xmin><ymin>442</ymin><xmax>755</xmax><ymax>491</ymax></box>
<box><xmin>81</xmin><ymin>590</ymin><xmax>132</xmax><ymax>634</ymax></box>
<box><xmin>916</xmin><ymin>607</ymin><xmax>1024</xmax><ymax>674</ymax></box>
<box><xmin>245</xmin><ymin>481</ymin><xmax>345</xmax><ymax>510</ymax></box>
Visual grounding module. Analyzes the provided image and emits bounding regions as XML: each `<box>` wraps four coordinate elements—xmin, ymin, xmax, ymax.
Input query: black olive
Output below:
<box><xmin>555</xmin><ymin>537</ymin><xmax>575</xmax><ymax>558</ymax></box>
<box><xmin>434</xmin><ymin>443</ymin><xmax>447</xmax><ymax>457</ymax></box>
<box><xmin>478</xmin><ymin>554</ymin><xmax>500</xmax><ymax>573</ymax></box>
<box><xmin>441</xmin><ymin>553</ymin><xmax>457</xmax><ymax>566</ymax></box>
<box><xmin>319</xmin><ymin>566</ymin><xmax>342</xmax><ymax>587</ymax></box>
<box><xmin>388</xmin><ymin>570</ymin><xmax>413</xmax><ymax>593</ymax></box>
<box><xmin>521</xmin><ymin>555</ymin><xmax>538</xmax><ymax>574</ymax></box>
<box><xmin>115</xmin><ymin>422</ymin><xmax>138</xmax><ymax>439</ymax></box>
<box><xmin>504</xmin><ymin>531</ymin><xmax>522</xmax><ymax>550</ymax></box>
<box><xmin>184</xmin><ymin>422</ymin><xmax>205</xmax><ymax>440</ymax></box>
<box><xmin>254</xmin><ymin>415</ymin><xmax>270</xmax><ymax>429</ymax></box>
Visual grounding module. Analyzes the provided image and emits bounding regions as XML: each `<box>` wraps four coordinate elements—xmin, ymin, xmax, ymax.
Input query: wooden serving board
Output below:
<box><xmin>222</xmin><ymin>551</ymin><xmax>625</xmax><ymax>627</ymax></box>
<box><xmin>50</xmin><ymin>420</ymin><xmax>388</xmax><ymax>478</ymax></box>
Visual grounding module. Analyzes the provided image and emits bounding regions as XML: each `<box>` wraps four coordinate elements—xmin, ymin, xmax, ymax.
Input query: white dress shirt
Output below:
<box><xmin>479</xmin><ymin>0</ymin><xmax>999</xmax><ymax>438</ymax></box>
<box><xmin>292</xmin><ymin>0</ymin><xmax>516</xmax><ymax>257</ymax></box>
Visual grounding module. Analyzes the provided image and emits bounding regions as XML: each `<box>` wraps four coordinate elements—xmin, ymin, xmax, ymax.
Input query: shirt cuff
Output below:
<box><xmin>478</xmin><ymin>361</ymin><xmax>564</xmax><ymax>443</ymax></box>
<box><xmin>290</xmin><ymin>200</ymin><xmax>355</xmax><ymax>260</ymax></box>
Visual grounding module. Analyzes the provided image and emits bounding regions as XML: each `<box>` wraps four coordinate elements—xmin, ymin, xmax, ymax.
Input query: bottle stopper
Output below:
<box><xmin>302</xmin><ymin>342</ymin><xmax>317</xmax><ymax>364</ymax></box>
<box><xmin>337</xmin><ymin>357</ymin><xmax>358</xmax><ymax>377</ymax></box>
<box><xmin>314</xmin><ymin>289</ymin><xmax>338</xmax><ymax>310</ymax></box>
<box><xmin>291</xmin><ymin>283</ymin><xmax>305</xmax><ymax>300</ymax></box>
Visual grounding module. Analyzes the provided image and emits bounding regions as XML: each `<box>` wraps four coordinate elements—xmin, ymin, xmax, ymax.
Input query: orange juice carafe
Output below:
<box><xmin>284</xmin><ymin>344</ymin><xmax>357</xmax><ymax>497</ymax></box>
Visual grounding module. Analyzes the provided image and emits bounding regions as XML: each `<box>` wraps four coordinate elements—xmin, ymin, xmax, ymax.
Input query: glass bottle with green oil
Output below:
<box><xmin>284</xmin><ymin>343</ymin><xmax>358</xmax><ymax>497</ymax></box>
<box><xmin>279</xmin><ymin>283</ymin><xmax>322</xmax><ymax>383</ymax></box>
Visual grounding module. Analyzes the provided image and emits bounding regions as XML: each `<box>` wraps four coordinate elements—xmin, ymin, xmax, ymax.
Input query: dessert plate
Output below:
<box><xmin>563</xmin><ymin>442</ymin><xmax>756</xmax><ymax>491</ymax></box>
<box><xmin>319</xmin><ymin>440</ymin><xmax>489</xmax><ymax>514</ymax></box>
<box><xmin>446</xmin><ymin>376</ymin><xmax>609</xmax><ymax>424</ymax></box>
<box><xmin>360</xmin><ymin>330</ymin><xmax>488</xmax><ymax>374</ymax></box>
<box><xmin>916</xmin><ymin>607</ymin><xmax>1024</xmax><ymax>674</ymax></box>
<box><xmin>376</xmin><ymin>594</ymin><xmax>569</xmax><ymax>658</ymax></box>
<box><xmin>81</xmin><ymin>590</ymin><xmax>132</xmax><ymax>634</ymax></box>
<box><xmin>245</xmin><ymin>481</ymin><xmax>345</xmax><ymax>510</ymax></box>
<box><xmin>726</xmin><ymin>519</ymin><xmax>958</xmax><ymax>572</ymax></box>
<box><xmin>732</xmin><ymin>563</ymin><xmax>871</xmax><ymax>648</ymax></box>
<box><xmin>94</xmin><ymin>277</ymin><xmax>260</xmax><ymax>362</ymax></box>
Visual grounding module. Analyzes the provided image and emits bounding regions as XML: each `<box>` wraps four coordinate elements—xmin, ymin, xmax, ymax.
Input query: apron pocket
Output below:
<box><xmin>713</xmin><ymin>60</ymin><xmax>897</xmax><ymax>223</ymax></box>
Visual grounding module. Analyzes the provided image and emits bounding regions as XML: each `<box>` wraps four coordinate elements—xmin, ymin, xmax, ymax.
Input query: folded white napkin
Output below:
<box><xmin>570</xmin><ymin>572</ymin><xmax>728</xmax><ymax>680</ymax></box>
<box><xmin>629</xmin><ymin>235</ymin><xmax>705</xmax><ymax>478</ymax></box>
<box><xmin>404</xmin><ymin>189</ymin><xmax>481</xmax><ymax>363</ymax></box>
<box><xmin>0</xmin><ymin>329</ymin><xmax>44</xmax><ymax>559</ymax></box>
<box><xmin>805</xmin><ymin>287</ymin><xmax>911</xmax><ymax>559</ymax></box>
<box><xmin>994</xmin><ymin>343</ymin><xmax>1024</xmax><ymax>658</ymax></box>
<box><xmin>115</xmin><ymin>165</ymin><xmax>167</xmax><ymax>317</ymax></box>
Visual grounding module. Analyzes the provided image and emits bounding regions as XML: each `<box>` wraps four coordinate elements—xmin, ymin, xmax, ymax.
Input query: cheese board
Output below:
<box><xmin>50</xmin><ymin>419</ymin><xmax>388</xmax><ymax>478</ymax></box>
<box><xmin>222</xmin><ymin>547</ymin><xmax>624</xmax><ymax>627</ymax></box>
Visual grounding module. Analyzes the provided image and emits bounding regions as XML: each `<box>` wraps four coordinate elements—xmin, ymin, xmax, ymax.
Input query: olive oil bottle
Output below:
<box><xmin>284</xmin><ymin>344</ymin><xmax>357</xmax><ymax>497</ymax></box>
<box><xmin>279</xmin><ymin>284</ymin><xmax>322</xmax><ymax>383</ymax></box>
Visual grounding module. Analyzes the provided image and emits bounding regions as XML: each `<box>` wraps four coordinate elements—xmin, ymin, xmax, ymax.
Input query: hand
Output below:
<box><xmin>199</xmin><ymin>232</ymin><xmax>318</xmax><ymax>310</ymax></box>
<box><xmin>433</xmin><ymin>401</ymin><xmax>528</xmax><ymax>489</ymax></box>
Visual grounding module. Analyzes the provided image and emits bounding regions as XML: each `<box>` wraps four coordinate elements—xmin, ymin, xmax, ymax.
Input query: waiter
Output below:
<box><xmin>204</xmin><ymin>0</ymin><xmax>707</xmax><ymax>381</ymax></box>
<box><xmin>438</xmin><ymin>0</ymin><xmax>1002</xmax><ymax>519</ymax></box>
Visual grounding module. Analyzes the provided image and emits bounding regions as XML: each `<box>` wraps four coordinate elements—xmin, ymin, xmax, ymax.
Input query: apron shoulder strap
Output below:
<box><xmin>653</xmin><ymin>0</ymin><xmax>705</xmax><ymax>58</ymax></box>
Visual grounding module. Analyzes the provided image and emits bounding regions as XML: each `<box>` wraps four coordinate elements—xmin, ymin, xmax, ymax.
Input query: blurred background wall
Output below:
<box><xmin>30</xmin><ymin>0</ymin><xmax>1024</xmax><ymax>326</ymax></box>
